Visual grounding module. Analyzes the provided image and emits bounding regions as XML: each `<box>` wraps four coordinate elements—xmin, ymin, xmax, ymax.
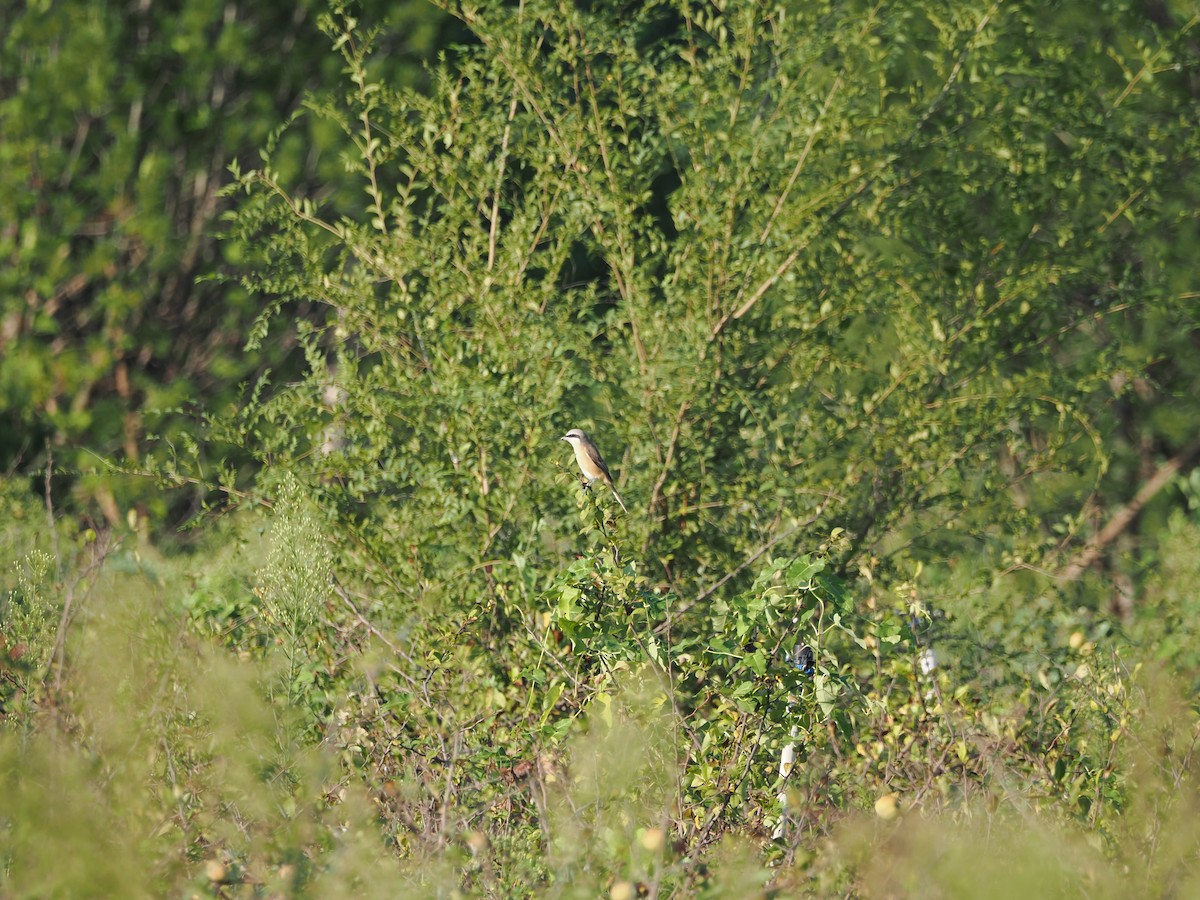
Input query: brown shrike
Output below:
<box><xmin>561</xmin><ymin>429</ymin><xmax>628</xmax><ymax>513</ymax></box>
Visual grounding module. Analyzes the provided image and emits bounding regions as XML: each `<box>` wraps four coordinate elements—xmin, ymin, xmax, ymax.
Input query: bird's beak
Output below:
<box><xmin>560</xmin><ymin>434</ymin><xmax>569</xmax><ymax>442</ymax></box>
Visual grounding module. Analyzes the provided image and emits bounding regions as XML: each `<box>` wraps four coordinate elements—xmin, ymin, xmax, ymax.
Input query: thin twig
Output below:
<box><xmin>488</xmin><ymin>93</ymin><xmax>520</xmax><ymax>271</ymax></box>
<box><xmin>44</xmin><ymin>453</ymin><xmax>62</xmax><ymax>579</ymax></box>
<box><xmin>645</xmin><ymin>400</ymin><xmax>691</xmax><ymax>542</ymax></box>
<box><xmin>52</xmin><ymin>532</ymin><xmax>111</xmax><ymax>692</ymax></box>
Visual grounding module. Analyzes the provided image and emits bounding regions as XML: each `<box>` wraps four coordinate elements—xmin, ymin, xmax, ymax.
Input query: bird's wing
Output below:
<box><xmin>589</xmin><ymin>444</ymin><xmax>628</xmax><ymax>512</ymax></box>
<box><xmin>586</xmin><ymin>443</ymin><xmax>613</xmax><ymax>482</ymax></box>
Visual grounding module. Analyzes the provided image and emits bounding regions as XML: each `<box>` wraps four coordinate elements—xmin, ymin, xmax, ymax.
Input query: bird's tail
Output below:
<box><xmin>611</xmin><ymin>486</ymin><xmax>629</xmax><ymax>513</ymax></box>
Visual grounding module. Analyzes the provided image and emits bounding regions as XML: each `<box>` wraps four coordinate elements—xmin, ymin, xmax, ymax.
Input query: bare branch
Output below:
<box><xmin>1060</xmin><ymin>434</ymin><xmax>1200</xmax><ymax>582</ymax></box>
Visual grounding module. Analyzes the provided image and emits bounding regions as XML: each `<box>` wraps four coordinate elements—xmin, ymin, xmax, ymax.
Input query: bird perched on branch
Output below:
<box><xmin>561</xmin><ymin>428</ymin><xmax>628</xmax><ymax>513</ymax></box>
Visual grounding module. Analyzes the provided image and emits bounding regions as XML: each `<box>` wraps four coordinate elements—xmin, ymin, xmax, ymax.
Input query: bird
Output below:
<box><xmin>790</xmin><ymin>644</ymin><xmax>816</xmax><ymax>676</ymax></box>
<box><xmin>560</xmin><ymin>428</ymin><xmax>628</xmax><ymax>513</ymax></box>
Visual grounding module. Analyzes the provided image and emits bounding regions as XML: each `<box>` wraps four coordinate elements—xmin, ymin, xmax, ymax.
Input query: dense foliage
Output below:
<box><xmin>0</xmin><ymin>0</ymin><xmax>457</xmax><ymax>520</ymax></box>
<box><xmin>3</xmin><ymin>0</ymin><xmax>1199</xmax><ymax>895</ymax></box>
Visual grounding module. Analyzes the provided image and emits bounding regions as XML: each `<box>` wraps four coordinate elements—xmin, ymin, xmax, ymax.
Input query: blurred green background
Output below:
<box><xmin>2</xmin><ymin>0</ymin><xmax>1199</xmax><ymax>895</ymax></box>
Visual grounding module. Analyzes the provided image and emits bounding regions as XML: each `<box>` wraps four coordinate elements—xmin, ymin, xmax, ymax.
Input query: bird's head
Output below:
<box><xmin>561</xmin><ymin>429</ymin><xmax>587</xmax><ymax>444</ymax></box>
